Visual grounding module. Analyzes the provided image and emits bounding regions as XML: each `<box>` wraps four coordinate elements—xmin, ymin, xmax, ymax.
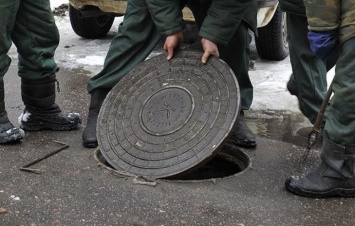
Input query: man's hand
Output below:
<box><xmin>164</xmin><ymin>31</ymin><xmax>184</xmax><ymax>60</ymax></box>
<box><xmin>201</xmin><ymin>38</ymin><xmax>219</xmax><ymax>64</ymax></box>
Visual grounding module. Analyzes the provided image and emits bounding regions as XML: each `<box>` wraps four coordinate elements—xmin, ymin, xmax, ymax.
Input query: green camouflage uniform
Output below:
<box><xmin>304</xmin><ymin>0</ymin><xmax>355</xmax><ymax>145</ymax></box>
<box><xmin>279</xmin><ymin>0</ymin><xmax>337</xmax><ymax>125</ymax></box>
<box><xmin>284</xmin><ymin>0</ymin><xmax>355</xmax><ymax>199</ymax></box>
<box><xmin>304</xmin><ymin>0</ymin><xmax>355</xmax><ymax>43</ymax></box>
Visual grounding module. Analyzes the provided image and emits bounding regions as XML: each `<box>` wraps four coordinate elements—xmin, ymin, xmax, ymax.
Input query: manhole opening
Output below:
<box><xmin>94</xmin><ymin>145</ymin><xmax>250</xmax><ymax>181</ymax></box>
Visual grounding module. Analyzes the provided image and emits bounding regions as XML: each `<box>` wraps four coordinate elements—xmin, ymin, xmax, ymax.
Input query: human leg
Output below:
<box><xmin>218</xmin><ymin>22</ymin><xmax>256</xmax><ymax>148</ymax></box>
<box><xmin>87</xmin><ymin>0</ymin><xmax>162</xmax><ymax>93</ymax></box>
<box><xmin>286</xmin><ymin>12</ymin><xmax>337</xmax><ymax>124</ymax></box>
<box><xmin>0</xmin><ymin>0</ymin><xmax>24</xmax><ymax>143</ymax></box>
<box><xmin>324</xmin><ymin>39</ymin><xmax>355</xmax><ymax>146</ymax></box>
<box><xmin>12</xmin><ymin>0</ymin><xmax>81</xmax><ymax>131</ymax></box>
<box><xmin>0</xmin><ymin>0</ymin><xmax>19</xmax><ymax>80</ymax></box>
<box><xmin>285</xmin><ymin>133</ymin><xmax>355</xmax><ymax>198</ymax></box>
<box><xmin>188</xmin><ymin>1</ymin><xmax>256</xmax><ymax>148</ymax></box>
<box><xmin>0</xmin><ymin>80</ymin><xmax>24</xmax><ymax>143</ymax></box>
<box><xmin>18</xmin><ymin>75</ymin><xmax>81</xmax><ymax>130</ymax></box>
<box><xmin>82</xmin><ymin>0</ymin><xmax>162</xmax><ymax>148</ymax></box>
<box><xmin>285</xmin><ymin>39</ymin><xmax>355</xmax><ymax>198</ymax></box>
<box><xmin>11</xmin><ymin>0</ymin><xmax>59</xmax><ymax>79</ymax></box>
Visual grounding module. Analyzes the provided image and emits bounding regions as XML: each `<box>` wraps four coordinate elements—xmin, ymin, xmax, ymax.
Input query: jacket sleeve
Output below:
<box><xmin>199</xmin><ymin>0</ymin><xmax>254</xmax><ymax>46</ymax></box>
<box><xmin>304</xmin><ymin>0</ymin><xmax>340</xmax><ymax>31</ymax></box>
<box><xmin>146</xmin><ymin>0</ymin><xmax>186</xmax><ymax>36</ymax></box>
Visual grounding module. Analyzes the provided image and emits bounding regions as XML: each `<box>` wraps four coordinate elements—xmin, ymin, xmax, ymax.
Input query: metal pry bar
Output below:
<box><xmin>20</xmin><ymin>140</ymin><xmax>69</xmax><ymax>174</ymax></box>
<box><xmin>300</xmin><ymin>81</ymin><xmax>333</xmax><ymax>166</ymax></box>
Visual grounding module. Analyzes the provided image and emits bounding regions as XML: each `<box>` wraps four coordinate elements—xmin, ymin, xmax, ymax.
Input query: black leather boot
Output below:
<box><xmin>18</xmin><ymin>75</ymin><xmax>82</xmax><ymax>131</ymax></box>
<box><xmin>227</xmin><ymin>110</ymin><xmax>256</xmax><ymax>148</ymax></box>
<box><xmin>0</xmin><ymin>80</ymin><xmax>24</xmax><ymax>143</ymax></box>
<box><xmin>82</xmin><ymin>89</ymin><xmax>110</xmax><ymax>148</ymax></box>
<box><xmin>285</xmin><ymin>132</ymin><xmax>355</xmax><ymax>198</ymax></box>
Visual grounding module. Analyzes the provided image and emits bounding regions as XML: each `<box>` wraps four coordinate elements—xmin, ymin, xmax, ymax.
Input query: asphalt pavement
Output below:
<box><xmin>1</xmin><ymin>65</ymin><xmax>355</xmax><ymax>226</ymax></box>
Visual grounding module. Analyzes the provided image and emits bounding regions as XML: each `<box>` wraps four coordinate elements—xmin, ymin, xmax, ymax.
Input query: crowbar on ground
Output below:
<box><xmin>20</xmin><ymin>140</ymin><xmax>69</xmax><ymax>174</ymax></box>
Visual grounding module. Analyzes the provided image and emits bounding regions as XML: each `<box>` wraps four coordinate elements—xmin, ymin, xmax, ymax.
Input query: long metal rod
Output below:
<box><xmin>301</xmin><ymin>81</ymin><xmax>334</xmax><ymax>165</ymax></box>
<box><xmin>20</xmin><ymin>140</ymin><xmax>69</xmax><ymax>174</ymax></box>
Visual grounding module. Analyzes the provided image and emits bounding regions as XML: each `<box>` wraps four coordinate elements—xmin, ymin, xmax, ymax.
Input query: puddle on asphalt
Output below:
<box><xmin>245</xmin><ymin>110</ymin><xmax>322</xmax><ymax>148</ymax></box>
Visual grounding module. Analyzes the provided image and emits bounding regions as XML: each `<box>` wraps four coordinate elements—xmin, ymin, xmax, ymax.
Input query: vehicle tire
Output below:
<box><xmin>255</xmin><ymin>7</ymin><xmax>288</xmax><ymax>61</ymax></box>
<box><xmin>69</xmin><ymin>5</ymin><xmax>115</xmax><ymax>39</ymax></box>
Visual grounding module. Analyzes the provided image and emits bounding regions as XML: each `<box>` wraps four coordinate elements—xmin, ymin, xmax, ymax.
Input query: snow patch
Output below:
<box><xmin>76</xmin><ymin>56</ymin><xmax>105</xmax><ymax>66</ymax></box>
<box><xmin>18</xmin><ymin>111</ymin><xmax>31</xmax><ymax>125</ymax></box>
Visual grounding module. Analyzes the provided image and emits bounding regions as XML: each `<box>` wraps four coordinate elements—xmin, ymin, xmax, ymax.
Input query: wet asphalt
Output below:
<box><xmin>1</xmin><ymin>64</ymin><xmax>355</xmax><ymax>225</ymax></box>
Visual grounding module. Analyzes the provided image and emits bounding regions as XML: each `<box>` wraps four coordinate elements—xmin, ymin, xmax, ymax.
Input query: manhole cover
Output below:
<box><xmin>97</xmin><ymin>50</ymin><xmax>240</xmax><ymax>179</ymax></box>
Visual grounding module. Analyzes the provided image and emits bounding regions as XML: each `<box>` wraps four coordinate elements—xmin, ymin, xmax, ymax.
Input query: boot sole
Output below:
<box><xmin>0</xmin><ymin>133</ymin><xmax>23</xmax><ymax>144</ymax></box>
<box><xmin>21</xmin><ymin>123</ymin><xmax>80</xmax><ymax>131</ymax></box>
<box><xmin>82</xmin><ymin>140</ymin><xmax>98</xmax><ymax>148</ymax></box>
<box><xmin>227</xmin><ymin>139</ymin><xmax>257</xmax><ymax>149</ymax></box>
<box><xmin>286</xmin><ymin>181</ymin><xmax>355</xmax><ymax>198</ymax></box>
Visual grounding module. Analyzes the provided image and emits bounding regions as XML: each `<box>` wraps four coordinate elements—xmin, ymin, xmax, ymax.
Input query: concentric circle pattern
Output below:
<box><xmin>97</xmin><ymin>51</ymin><xmax>240</xmax><ymax>179</ymax></box>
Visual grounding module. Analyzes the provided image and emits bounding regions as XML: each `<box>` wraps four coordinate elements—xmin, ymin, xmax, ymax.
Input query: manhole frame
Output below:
<box><xmin>93</xmin><ymin>145</ymin><xmax>251</xmax><ymax>183</ymax></box>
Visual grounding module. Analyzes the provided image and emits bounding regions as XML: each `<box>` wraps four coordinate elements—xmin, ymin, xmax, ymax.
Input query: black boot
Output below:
<box><xmin>0</xmin><ymin>80</ymin><xmax>24</xmax><ymax>143</ymax></box>
<box><xmin>82</xmin><ymin>89</ymin><xmax>110</xmax><ymax>148</ymax></box>
<box><xmin>18</xmin><ymin>75</ymin><xmax>82</xmax><ymax>131</ymax></box>
<box><xmin>285</xmin><ymin>132</ymin><xmax>355</xmax><ymax>198</ymax></box>
<box><xmin>286</xmin><ymin>75</ymin><xmax>297</xmax><ymax>96</ymax></box>
<box><xmin>227</xmin><ymin>110</ymin><xmax>256</xmax><ymax>148</ymax></box>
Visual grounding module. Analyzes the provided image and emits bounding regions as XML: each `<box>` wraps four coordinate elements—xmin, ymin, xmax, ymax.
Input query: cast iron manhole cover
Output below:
<box><xmin>97</xmin><ymin>50</ymin><xmax>240</xmax><ymax>179</ymax></box>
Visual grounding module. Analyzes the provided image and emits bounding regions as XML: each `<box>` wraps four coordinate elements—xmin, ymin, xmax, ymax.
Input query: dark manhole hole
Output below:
<box><xmin>94</xmin><ymin>145</ymin><xmax>250</xmax><ymax>182</ymax></box>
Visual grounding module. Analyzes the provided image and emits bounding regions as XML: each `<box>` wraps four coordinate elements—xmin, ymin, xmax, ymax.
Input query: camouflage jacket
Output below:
<box><xmin>304</xmin><ymin>0</ymin><xmax>355</xmax><ymax>43</ymax></box>
<box><xmin>146</xmin><ymin>0</ymin><xmax>257</xmax><ymax>46</ymax></box>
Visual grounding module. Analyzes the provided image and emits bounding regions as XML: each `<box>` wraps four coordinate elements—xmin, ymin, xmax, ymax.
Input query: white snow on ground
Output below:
<box><xmin>50</xmin><ymin>0</ymin><xmax>68</xmax><ymax>9</ymax></box>
<box><xmin>49</xmin><ymin>0</ymin><xmax>335</xmax><ymax>113</ymax></box>
<box><xmin>76</xmin><ymin>56</ymin><xmax>105</xmax><ymax>66</ymax></box>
